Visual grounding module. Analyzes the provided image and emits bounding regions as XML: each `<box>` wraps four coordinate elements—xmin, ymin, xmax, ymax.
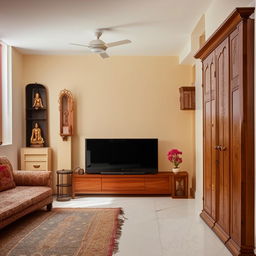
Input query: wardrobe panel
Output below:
<box><xmin>204</xmin><ymin>101</ymin><xmax>213</xmax><ymax>215</ymax></box>
<box><xmin>229</xmin><ymin>25</ymin><xmax>242</xmax><ymax>246</ymax></box>
<box><xmin>203</xmin><ymin>53</ymin><xmax>217</xmax><ymax>219</ymax></box>
<box><xmin>230</xmin><ymin>88</ymin><xmax>241</xmax><ymax>244</ymax></box>
<box><xmin>215</xmin><ymin>38</ymin><xmax>230</xmax><ymax>238</ymax></box>
<box><xmin>203</xmin><ymin>62</ymin><xmax>212</xmax><ymax>216</ymax></box>
<box><xmin>210</xmin><ymin>60</ymin><xmax>217</xmax><ymax>220</ymax></box>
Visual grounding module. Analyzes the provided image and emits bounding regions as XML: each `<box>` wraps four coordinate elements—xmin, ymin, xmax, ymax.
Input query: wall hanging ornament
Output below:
<box><xmin>59</xmin><ymin>89</ymin><xmax>74</xmax><ymax>141</ymax></box>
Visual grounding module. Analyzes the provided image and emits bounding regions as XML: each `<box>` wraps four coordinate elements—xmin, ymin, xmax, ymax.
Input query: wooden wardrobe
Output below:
<box><xmin>195</xmin><ymin>8</ymin><xmax>254</xmax><ymax>256</ymax></box>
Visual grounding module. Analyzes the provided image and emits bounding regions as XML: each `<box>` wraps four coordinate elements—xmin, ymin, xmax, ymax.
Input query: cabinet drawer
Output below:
<box><xmin>22</xmin><ymin>148</ymin><xmax>50</xmax><ymax>154</ymax></box>
<box><xmin>73</xmin><ymin>177</ymin><xmax>101</xmax><ymax>192</ymax></box>
<box><xmin>145</xmin><ymin>177</ymin><xmax>170</xmax><ymax>193</ymax></box>
<box><xmin>24</xmin><ymin>154</ymin><xmax>47</xmax><ymax>161</ymax></box>
<box><xmin>24</xmin><ymin>161</ymin><xmax>47</xmax><ymax>171</ymax></box>
<box><xmin>102</xmin><ymin>178</ymin><xmax>145</xmax><ymax>191</ymax></box>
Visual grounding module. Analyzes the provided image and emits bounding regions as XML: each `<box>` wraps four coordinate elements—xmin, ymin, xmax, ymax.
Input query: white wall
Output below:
<box><xmin>205</xmin><ymin>0</ymin><xmax>252</xmax><ymax>39</ymax></box>
<box><xmin>194</xmin><ymin>59</ymin><xmax>203</xmax><ymax>211</ymax></box>
<box><xmin>254</xmin><ymin>0</ymin><xmax>256</xmax><ymax>251</ymax></box>
<box><xmin>0</xmin><ymin>48</ymin><xmax>24</xmax><ymax>169</ymax></box>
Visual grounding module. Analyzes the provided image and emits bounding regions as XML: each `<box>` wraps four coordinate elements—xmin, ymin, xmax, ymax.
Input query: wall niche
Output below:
<box><xmin>26</xmin><ymin>83</ymin><xmax>48</xmax><ymax>147</ymax></box>
<box><xmin>59</xmin><ymin>89</ymin><xmax>74</xmax><ymax>141</ymax></box>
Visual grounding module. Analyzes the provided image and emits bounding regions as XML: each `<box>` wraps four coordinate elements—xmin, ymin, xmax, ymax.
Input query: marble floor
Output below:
<box><xmin>54</xmin><ymin>196</ymin><xmax>231</xmax><ymax>256</ymax></box>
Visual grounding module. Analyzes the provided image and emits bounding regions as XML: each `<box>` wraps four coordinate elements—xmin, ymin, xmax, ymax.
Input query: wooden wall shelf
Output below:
<box><xmin>72</xmin><ymin>172</ymin><xmax>173</xmax><ymax>197</ymax></box>
<box><xmin>179</xmin><ymin>86</ymin><xmax>195</xmax><ymax>110</ymax></box>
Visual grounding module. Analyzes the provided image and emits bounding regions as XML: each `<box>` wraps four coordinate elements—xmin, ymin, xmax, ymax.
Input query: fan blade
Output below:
<box><xmin>70</xmin><ymin>43</ymin><xmax>89</xmax><ymax>48</ymax></box>
<box><xmin>99</xmin><ymin>52</ymin><xmax>109</xmax><ymax>59</ymax></box>
<box><xmin>106</xmin><ymin>40</ymin><xmax>131</xmax><ymax>48</ymax></box>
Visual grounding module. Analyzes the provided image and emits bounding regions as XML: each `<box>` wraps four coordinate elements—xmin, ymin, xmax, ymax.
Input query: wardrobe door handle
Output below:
<box><xmin>220</xmin><ymin>146</ymin><xmax>227</xmax><ymax>151</ymax></box>
<box><xmin>215</xmin><ymin>145</ymin><xmax>221</xmax><ymax>150</ymax></box>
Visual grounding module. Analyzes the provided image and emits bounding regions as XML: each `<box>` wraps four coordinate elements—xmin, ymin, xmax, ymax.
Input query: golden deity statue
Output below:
<box><xmin>32</xmin><ymin>92</ymin><xmax>44</xmax><ymax>110</ymax></box>
<box><xmin>30</xmin><ymin>122</ymin><xmax>44</xmax><ymax>147</ymax></box>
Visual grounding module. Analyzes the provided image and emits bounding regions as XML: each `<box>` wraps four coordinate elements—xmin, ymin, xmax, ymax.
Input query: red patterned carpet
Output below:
<box><xmin>0</xmin><ymin>208</ymin><xmax>124</xmax><ymax>256</ymax></box>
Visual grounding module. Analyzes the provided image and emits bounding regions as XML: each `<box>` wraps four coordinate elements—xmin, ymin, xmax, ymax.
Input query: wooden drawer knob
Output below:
<box><xmin>33</xmin><ymin>164</ymin><xmax>41</xmax><ymax>168</ymax></box>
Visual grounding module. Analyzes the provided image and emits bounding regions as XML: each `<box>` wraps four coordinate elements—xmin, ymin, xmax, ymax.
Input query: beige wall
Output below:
<box><xmin>0</xmin><ymin>48</ymin><xmax>24</xmax><ymax>168</ymax></box>
<box><xmin>22</xmin><ymin>55</ymin><xmax>195</xmax><ymax>189</ymax></box>
<box><xmin>180</xmin><ymin>13</ymin><xmax>205</xmax><ymax>203</ymax></box>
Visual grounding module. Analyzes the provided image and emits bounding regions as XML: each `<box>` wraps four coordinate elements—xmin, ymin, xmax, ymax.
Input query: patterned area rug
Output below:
<box><xmin>0</xmin><ymin>208</ymin><xmax>124</xmax><ymax>256</ymax></box>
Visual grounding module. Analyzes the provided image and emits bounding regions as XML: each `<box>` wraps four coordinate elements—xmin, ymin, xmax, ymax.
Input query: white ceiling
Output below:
<box><xmin>0</xmin><ymin>0</ymin><xmax>211</xmax><ymax>56</ymax></box>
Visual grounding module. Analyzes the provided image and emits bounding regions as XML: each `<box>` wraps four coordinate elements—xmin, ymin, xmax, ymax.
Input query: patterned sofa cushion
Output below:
<box><xmin>0</xmin><ymin>186</ymin><xmax>52</xmax><ymax>221</ymax></box>
<box><xmin>0</xmin><ymin>165</ymin><xmax>16</xmax><ymax>192</ymax></box>
<box><xmin>0</xmin><ymin>157</ymin><xmax>14</xmax><ymax>174</ymax></box>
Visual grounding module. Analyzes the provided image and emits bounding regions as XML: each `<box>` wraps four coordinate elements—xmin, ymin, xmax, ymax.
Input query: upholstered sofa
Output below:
<box><xmin>0</xmin><ymin>157</ymin><xmax>53</xmax><ymax>229</ymax></box>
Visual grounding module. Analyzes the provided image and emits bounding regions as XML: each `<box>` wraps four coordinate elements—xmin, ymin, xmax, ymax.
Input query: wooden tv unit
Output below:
<box><xmin>72</xmin><ymin>172</ymin><xmax>173</xmax><ymax>196</ymax></box>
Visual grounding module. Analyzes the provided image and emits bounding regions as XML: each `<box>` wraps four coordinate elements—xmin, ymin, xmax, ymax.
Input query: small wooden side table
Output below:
<box><xmin>56</xmin><ymin>169</ymin><xmax>73</xmax><ymax>201</ymax></box>
<box><xmin>171</xmin><ymin>171</ymin><xmax>188</xmax><ymax>198</ymax></box>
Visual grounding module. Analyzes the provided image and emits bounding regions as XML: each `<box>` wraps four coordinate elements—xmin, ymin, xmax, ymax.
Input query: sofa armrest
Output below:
<box><xmin>13</xmin><ymin>170</ymin><xmax>52</xmax><ymax>187</ymax></box>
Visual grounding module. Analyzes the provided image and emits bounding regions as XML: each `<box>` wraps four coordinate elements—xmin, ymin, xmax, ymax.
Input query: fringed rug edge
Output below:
<box><xmin>108</xmin><ymin>208</ymin><xmax>126</xmax><ymax>256</ymax></box>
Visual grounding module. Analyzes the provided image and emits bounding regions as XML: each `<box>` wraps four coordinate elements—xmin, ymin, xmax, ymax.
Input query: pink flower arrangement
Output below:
<box><xmin>167</xmin><ymin>149</ymin><xmax>182</xmax><ymax>168</ymax></box>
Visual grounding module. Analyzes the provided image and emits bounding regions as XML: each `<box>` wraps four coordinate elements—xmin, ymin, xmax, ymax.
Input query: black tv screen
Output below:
<box><xmin>85</xmin><ymin>138</ymin><xmax>158</xmax><ymax>174</ymax></box>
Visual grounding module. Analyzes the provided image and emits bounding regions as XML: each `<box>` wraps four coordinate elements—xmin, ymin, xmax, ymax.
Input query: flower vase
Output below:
<box><xmin>172</xmin><ymin>167</ymin><xmax>180</xmax><ymax>173</ymax></box>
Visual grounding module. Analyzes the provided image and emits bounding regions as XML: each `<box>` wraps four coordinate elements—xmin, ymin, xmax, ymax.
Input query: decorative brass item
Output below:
<box><xmin>73</xmin><ymin>167</ymin><xmax>85</xmax><ymax>175</ymax></box>
<box><xmin>30</xmin><ymin>122</ymin><xmax>44</xmax><ymax>147</ymax></box>
<box><xmin>59</xmin><ymin>89</ymin><xmax>74</xmax><ymax>140</ymax></box>
<box><xmin>32</xmin><ymin>92</ymin><xmax>44</xmax><ymax>110</ymax></box>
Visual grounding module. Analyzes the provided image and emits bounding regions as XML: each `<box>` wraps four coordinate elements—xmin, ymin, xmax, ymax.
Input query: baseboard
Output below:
<box><xmin>200</xmin><ymin>210</ymin><xmax>215</xmax><ymax>228</ymax></box>
<box><xmin>226</xmin><ymin>238</ymin><xmax>255</xmax><ymax>256</ymax></box>
<box><xmin>190</xmin><ymin>187</ymin><xmax>195</xmax><ymax>198</ymax></box>
<box><xmin>212</xmin><ymin>223</ymin><xmax>229</xmax><ymax>243</ymax></box>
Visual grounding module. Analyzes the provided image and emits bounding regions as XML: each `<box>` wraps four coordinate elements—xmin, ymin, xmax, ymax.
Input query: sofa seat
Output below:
<box><xmin>0</xmin><ymin>157</ymin><xmax>53</xmax><ymax>229</ymax></box>
<box><xmin>0</xmin><ymin>186</ymin><xmax>52</xmax><ymax>221</ymax></box>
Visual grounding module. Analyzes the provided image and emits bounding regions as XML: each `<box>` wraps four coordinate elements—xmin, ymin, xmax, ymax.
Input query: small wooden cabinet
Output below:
<box><xmin>179</xmin><ymin>86</ymin><xmax>195</xmax><ymax>110</ymax></box>
<box><xmin>171</xmin><ymin>171</ymin><xmax>188</xmax><ymax>198</ymax></box>
<box><xmin>20</xmin><ymin>147</ymin><xmax>52</xmax><ymax>171</ymax></box>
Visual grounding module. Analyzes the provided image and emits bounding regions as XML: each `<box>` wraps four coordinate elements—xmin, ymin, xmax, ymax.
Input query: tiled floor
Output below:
<box><xmin>54</xmin><ymin>196</ymin><xmax>231</xmax><ymax>256</ymax></box>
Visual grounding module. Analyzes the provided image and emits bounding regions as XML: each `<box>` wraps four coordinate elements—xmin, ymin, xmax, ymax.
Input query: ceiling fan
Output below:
<box><xmin>71</xmin><ymin>31</ymin><xmax>131</xmax><ymax>59</ymax></box>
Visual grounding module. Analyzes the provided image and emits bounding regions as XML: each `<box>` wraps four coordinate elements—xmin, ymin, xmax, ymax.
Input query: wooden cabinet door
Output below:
<box><xmin>213</xmin><ymin>37</ymin><xmax>230</xmax><ymax>242</ymax></box>
<box><xmin>226</xmin><ymin>20</ymin><xmax>255</xmax><ymax>254</ymax></box>
<box><xmin>229</xmin><ymin>25</ymin><xmax>242</xmax><ymax>247</ymax></box>
<box><xmin>195</xmin><ymin>9</ymin><xmax>254</xmax><ymax>256</ymax></box>
<box><xmin>202</xmin><ymin>51</ymin><xmax>217</xmax><ymax>224</ymax></box>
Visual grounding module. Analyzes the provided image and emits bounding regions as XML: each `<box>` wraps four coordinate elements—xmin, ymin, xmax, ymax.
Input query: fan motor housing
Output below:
<box><xmin>89</xmin><ymin>47</ymin><xmax>106</xmax><ymax>53</ymax></box>
<box><xmin>89</xmin><ymin>39</ymin><xmax>107</xmax><ymax>52</ymax></box>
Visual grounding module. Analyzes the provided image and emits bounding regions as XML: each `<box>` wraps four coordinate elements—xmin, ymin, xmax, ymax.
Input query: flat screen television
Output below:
<box><xmin>85</xmin><ymin>138</ymin><xmax>158</xmax><ymax>174</ymax></box>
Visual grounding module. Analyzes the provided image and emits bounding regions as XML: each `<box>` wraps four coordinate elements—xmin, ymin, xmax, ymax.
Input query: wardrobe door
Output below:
<box><xmin>201</xmin><ymin>52</ymin><xmax>217</xmax><ymax>226</ymax></box>
<box><xmin>213</xmin><ymin>37</ymin><xmax>230</xmax><ymax>242</ymax></box>
<box><xmin>195</xmin><ymin>8</ymin><xmax>254</xmax><ymax>256</ymax></box>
